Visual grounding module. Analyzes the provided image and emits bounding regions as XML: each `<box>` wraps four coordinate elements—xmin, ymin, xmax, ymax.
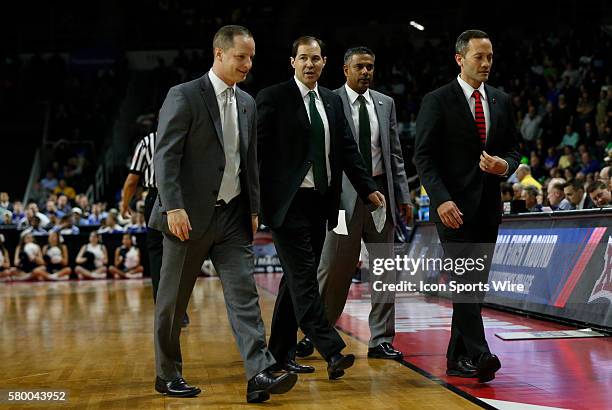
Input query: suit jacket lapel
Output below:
<box><xmin>235</xmin><ymin>90</ymin><xmax>249</xmax><ymax>160</ymax></box>
<box><xmin>451</xmin><ymin>80</ymin><xmax>479</xmax><ymax>141</ymax></box>
<box><xmin>485</xmin><ymin>84</ymin><xmax>498</xmax><ymax>148</ymax></box>
<box><xmin>371</xmin><ymin>90</ymin><xmax>390</xmax><ymax>158</ymax></box>
<box><xmin>200</xmin><ymin>72</ymin><xmax>224</xmax><ymax>148</ymax></box>
<box><xmin>320</xmin><ymin>89</ymin><xmax>335</xmax><ymax>146</ymax></box>
<box><xmin>337</xmin><ymin>87</ymin><xmax>357</xmax><ymax>141</ymax></box>
<box><xmin>288</xmin><ymin>79</ymin><xmax>311</xmax><ymax>131</ymax></box>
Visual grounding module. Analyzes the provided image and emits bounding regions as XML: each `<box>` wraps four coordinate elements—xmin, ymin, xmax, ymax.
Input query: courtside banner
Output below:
<box><xmin>402</xmin><ymin>215</ymin><xmax>612</xmax><ymax>330</ymax></box>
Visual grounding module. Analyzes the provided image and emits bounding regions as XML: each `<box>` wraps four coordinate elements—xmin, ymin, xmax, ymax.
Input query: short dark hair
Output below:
<box><xmin>213</xmin><ymin>25</ymin><xmax>252</xmax><ymax>50</ymax></box>
<box><xmin>563</xmin><ymin>180</ymin><xmax>585</xmax><ymax>192</ymax></box>
<box><xmin>500</xmin><ymin>182</ymin><xmax>514</xmax><ymax>197</ymax></box>
<box><xmin>455</xmin><ymin>30</ymin><xmax>489</xmax><ymax>55</ymax></box>
<box><xmin>291</xmin><ymin>36</ymin><xmax>326</xmax><ymax>58</ymax></box>
<box><xmin>523</xmin><ymin>186</ymin><xmax>539</xmax><ymax>198</ymax></box>
<box><xmin>587</xmin><ymin>180</ymin><xmax>607</xmax><ymax>193</ymax></box>
<box><xmin>343</xmin><ymin>46</ymin><xmax>375</xmax><ymax>65</ymax></box>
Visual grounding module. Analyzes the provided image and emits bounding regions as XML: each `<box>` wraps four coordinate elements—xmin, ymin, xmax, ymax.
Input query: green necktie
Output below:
<box><xmin>358</xmin><ymin>95</ymin><xmax>373</xmax><ymax>176</ymax></box>
<box><xmin>309</xmin><ymin>90</ymin><xmax>328</xmax><ymax>194</ymax></box>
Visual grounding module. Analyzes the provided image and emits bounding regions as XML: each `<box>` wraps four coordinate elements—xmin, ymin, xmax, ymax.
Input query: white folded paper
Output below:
<box><xmin>333</xmin><ymin>210</ymin><xmax>349</xmax><ymax>235</ymax></box>
<box><xmin>371</xmin><ymin>206</ymin><xmax>386</xmax><ymax>233</ymax></box>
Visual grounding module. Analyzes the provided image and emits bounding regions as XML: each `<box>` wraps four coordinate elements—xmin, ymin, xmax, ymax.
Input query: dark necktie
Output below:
<box><xmin>358</xmin><ymin>95</ymin><xmax>373</xmax><ymax>176</ymax></box>
<box><xmin>472</xmin><ymin>90</ymin><xmax>486</xmax><ymax>145</ymax></box>
<box><xmin>308</xmin><ymin>90</ymin><xmax>327</xmax><ymax>193</ymax></box>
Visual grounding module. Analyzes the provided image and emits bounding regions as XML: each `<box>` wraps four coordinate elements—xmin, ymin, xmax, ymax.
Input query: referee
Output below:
<box><xmin>120</xmin><ymin>131</ymin><xmax>189</xmax><ymax>326</ymax></box>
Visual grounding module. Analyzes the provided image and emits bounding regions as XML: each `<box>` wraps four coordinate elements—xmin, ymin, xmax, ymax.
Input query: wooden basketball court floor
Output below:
<box><xmin>0</xmin><ymin>278</ymin><xmax>480</xmax><ymax>409</ymax></box>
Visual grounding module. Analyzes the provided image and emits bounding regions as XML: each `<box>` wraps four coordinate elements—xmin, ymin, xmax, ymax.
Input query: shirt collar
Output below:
<box><xmin>344</xmin><ymin>83</ymin><xmax>372</xmax><ymax>105</ymax></box>
<box><xmin>457</xmin><ymin>75</ymin><xmax>487</xmax><ymax>101</ymax></box>
<box><xmin>294</xmin><ymin>76</ymin><xmax>320</xmax><ymax>100</ymax></box>
<box><xmin>209</xmin><ymin>68</ymin><xmax>236</xmax><ymax>97</ymax></box>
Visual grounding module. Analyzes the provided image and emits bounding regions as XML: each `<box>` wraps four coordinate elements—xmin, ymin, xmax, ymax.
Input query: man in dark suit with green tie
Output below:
<box><xmin>256</xmin><ymin>36</ymin><xmax>385</xmax><ymax>379</ymax></box>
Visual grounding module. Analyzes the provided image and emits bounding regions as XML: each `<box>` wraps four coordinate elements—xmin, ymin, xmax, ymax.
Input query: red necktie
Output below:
<box><xmin>472</xmin><ymin>90</ymin><xmax>486</xmax><ymax>144</ymax></box>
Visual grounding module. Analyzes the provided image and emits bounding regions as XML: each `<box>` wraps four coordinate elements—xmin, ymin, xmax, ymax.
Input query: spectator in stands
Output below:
<box><xmin>22</xmin><ymin>215</ymin><xmax>48</xmax><ymax>236</ymax></box>
<box><xmin>547</xmin><ymin>182</ymin><xmax>572</xmax><ymax>211</ymax></box>
<box><xmin>500</xmin><ymin>182</ymin><xmax>514</xmax><ymax>202</ymax></box>
<box><xmin>10</xmin><ymin>233</ymin><xmax>45</xmax><ymax>281</ymax></box>
<box><xmin>543</xmin><ymin>147</ymin><xmax>559</xmax><ymax>170</ymax></box>
<box><xmin>587</xmin><ymin>180</ymin><xmax>612</xmax><ymax>207</ymax></box>
<box><xmin>596</xmin><ymin>89</ymin><xmax>609</xmax><ymax>134</ymax></box>
<box><xmin>71</xmin><ymin>207</ymin><xmax>86</xmax><ymax>226</ymax></box>
<box><xmin>512</xmin><ymin>183</ymin><xmax>523</xmax><ymax>200</ymax></box>
<box><xmin>97</xmin><ymin>213</ymin><xmax>123</xmax><ymax>234</ymax></box>
<box><xmin>583</xmin><ymin>122</ymin><xmax>599</xmax><ymax>146</ymax></box>
<box><xmin>125</xmin><ymin>211</ymin><xmax>147</xmax><ymax>233</ymax></box>
<box><xmin>75</xmin><ymin>195</ymin><xmax>91</xmax><ymax>216</ymax></box>
<box><xmin>520</xmin><ymin>106</ymin><xmax>542</xmax><ymax>148</ymax></box>
<box><xmin>522</xmin><ymin>186</ymin><xmax>542</xmax><ymax>212</ymax></box>
<box><xmin>56</xmin><ymin>194</ymin><xmax>72</xmax><ymax>215</ymax></box>
<box><xmin>86</xmin><ymin>203</ymin><xmax>105</xmax><ymax>225</ymax></box>
<box><xmin>10</xmin><ymin>201</ymin><xmax>24</xmax><ymax>224</ymax></box>
<box><xmin>53</xmin><ymin>179</ymin><xmax>76</xmax><ymax>201</ymax></box>
<box><xmin>75</xmin><ymin>232</ymin><xmax>108</xmax><ymax>279</ymax></box>
<box><xmin>558</xmin><ymin>146</ymin><xmax>575</xmax><ymax>169</ymax></box>
<box><xmin>2</xmin><ymin>210</ymin><xmax>13</xmax><ymax>225</ymax></box>
<box><xmin>558</xmin><ymin>125</ymin><xmax>580</xmax><ymax>149</ymax></box>
<box><xmin>53</xmin><ymin>213</ymin><xmax>80</xmax><ymax>235</ymax></box>
<box><xmin>109</xmin><ymin>234</ymin><xmax>143</xmax><ymax>279</ymax></box>
<box><xmin>33</xmin><ymin>231</ymin><xmax>71</xmax><ymax>281</ymax></box>
<box><xmin>0</xmin><ymin>234</ymin><xmax>13</xmax><ymax>280</ymax></box>
<box><xmin>516</xmin><ymin>164</ymin><xmax>542</xmax><ymax>190</ymax></box>
<box><xmin>599</xmin><ymin>166</ymin><xmax>610</xmax><ymax>184</ymax></box>
<box><xmin>18</xmin><ymin>203</ymin><xmax>50</xmax><ymax>229</ymax></box>
<box><xmin>529</xmin><ymin>153</ymin><xmax>546</xmax><ymax>181</ymax></box>
<box><xmin>0</xmin><ymin>192</ymin><xmax>12</xmax><ymax>212</ymax></box>
<box><xmin>40</xmin><ymin>170</ymin><xmax>59</xmax><ymax>192</ymax></box>
<box><xmin>45</xmin><ymin>199</ymin><xmax>63</xmax><ymax>219</ymax></box>
<box><xmin>579</xmin><ymin>152</ymin><xmax>600</xmax><ymax>175</ymax></box>
<box><xmin>562</xmin><ymin>180</ymin><xmax>594</xmax><ymax>210</ymax></box>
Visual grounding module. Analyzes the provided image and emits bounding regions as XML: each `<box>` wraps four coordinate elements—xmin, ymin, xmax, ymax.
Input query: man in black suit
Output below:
<box><xmin>415</xmin><ymin>30</ymin><xmax>520</xmax><ymax>383</ymax></box>
<box><xmin>256</xmin><ymin>36</ymin><xmax>385</xmax><ymax>379</ymax></box>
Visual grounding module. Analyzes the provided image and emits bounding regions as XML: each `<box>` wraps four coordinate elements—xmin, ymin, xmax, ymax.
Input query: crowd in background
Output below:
<box><xmin>2</xmin><ymin>6</ymin><xmax>612</xmax><ymax>282</ymax></box>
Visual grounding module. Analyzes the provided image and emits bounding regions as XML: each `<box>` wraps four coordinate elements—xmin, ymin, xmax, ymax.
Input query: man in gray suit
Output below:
<box><xmin>149</xmin><ymin>25</ymin><xmax>297</xmax><ymax>403</ymax></box>
<box><xmin>296</xmin><ymin>47</ymin><xmax>412</xmax><ymax>360</ymax></box>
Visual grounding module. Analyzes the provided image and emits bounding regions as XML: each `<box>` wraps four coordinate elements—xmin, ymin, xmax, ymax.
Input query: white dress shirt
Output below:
<box><xmin>209</xmin><ymin>68</ymin><xmax>241</xmax><ymax>202</ymax></box>
<box><xmin>344</xmin><ymin>84</ymin><xmax>382</xmax><ymax>176</ymax></box>
<box><xmin>294</xmin><ymin>76</ymin><xmax>331</xmax><ymax>188</ymax></box>
<box><xmin>456</xmin><ymin>75</ymin><xmax>509</xmax><ymax>175</ymax></box>
<box><xmin>457</xmin><ymin>75</ymin><xmax>490</xmax><ymax>138</ymax></box>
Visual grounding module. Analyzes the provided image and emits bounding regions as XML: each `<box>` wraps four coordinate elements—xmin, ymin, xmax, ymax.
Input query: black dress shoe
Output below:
<box><xmin>446</xmin><ymin>357</ymin><xmax>477</xmax><ymax>378</ymax></box>
<box><xmin>327</xmin><ymin>353</ymin><xmax>355</xmax><ymax>380</ymax></box>
<box><xmin>246</xmin><ymin>369</ymin><xmax>298</xmax><ymax>403</ymax></box>
<box><xmin>475</xmin><ymin>353</ymin><xmax>501</xmax><ymax>383</ymax></box>
<box><xmin>295</xmin><ymin>337</ymin><xmax>314</xmax><ymax>358</ymax></box>
<box><xmin>367</xmin><ymin>342</ymin><xmax>403</xmax><ymax>360</ymax></box>
<box><xmin>155</xmin><ymin>376</ymin><xmax>201</xmax><ymax>397</ymax></box>
<box><xmin>272</xmin><ymin>359</ymin><xmax>315</xmax><ymax>374</ymax></box>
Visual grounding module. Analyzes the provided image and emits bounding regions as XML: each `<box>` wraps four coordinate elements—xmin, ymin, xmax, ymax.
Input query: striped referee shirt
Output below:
<box><xmin>129</xmin><ymin>132</ymin><xmax>156</xmax><ymax>188</ymax></box>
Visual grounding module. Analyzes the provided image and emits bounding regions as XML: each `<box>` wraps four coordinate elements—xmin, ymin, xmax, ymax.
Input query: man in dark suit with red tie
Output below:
<box><xmin>415</xmin><ymin>30</ymin><xmax>520</xmax><ymax>383</ymax></box>
<box><xmin>256</xmin><ymin>36</ymin><xmax>385</xmax><ymax>380</ymax></box>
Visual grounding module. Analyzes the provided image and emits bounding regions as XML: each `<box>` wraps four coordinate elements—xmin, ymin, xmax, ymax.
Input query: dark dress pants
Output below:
<box><xmin>268</xmin><ymin>188</ymin><xmax>346</xmax><ymax>362</ymax></box>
